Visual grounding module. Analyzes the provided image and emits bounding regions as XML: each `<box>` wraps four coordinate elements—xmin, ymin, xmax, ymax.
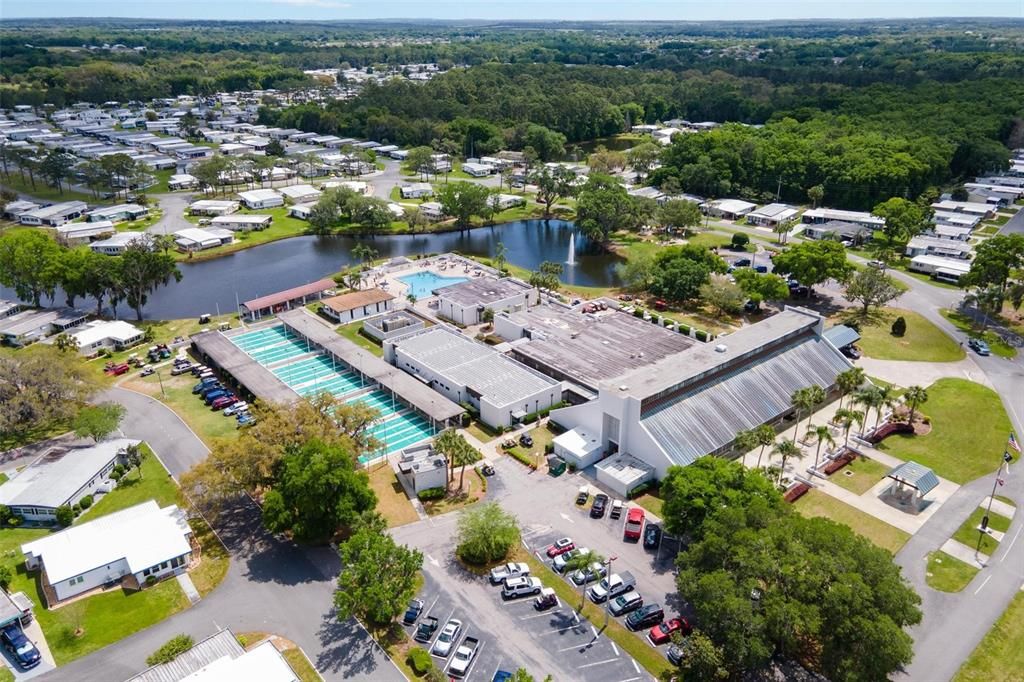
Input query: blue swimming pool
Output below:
<box><xmin>398</xmin><ymin>271</ymin><xmax>469</xmax><ymax>299</ymax></box>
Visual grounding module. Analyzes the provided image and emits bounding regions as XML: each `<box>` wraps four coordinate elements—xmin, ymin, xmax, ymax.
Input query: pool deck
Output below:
<box><xmin>362</xmin><ymin>254</ymin><xmax>498</xmax><ymax>302</ymax></box>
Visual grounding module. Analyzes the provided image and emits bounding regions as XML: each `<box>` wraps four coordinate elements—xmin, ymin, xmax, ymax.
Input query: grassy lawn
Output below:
<box><xmin>174</xmin><ymin>206</ymin><xmax>312</xmax><ymax>261</ymax></box>
<box><xmin>368</xmin><ymin>466</ymin><xmax>420</xmax><ymax>528</ymax></box>
<box><xmin>877</xmin><ymin>378</ymin><xmax>1014</xmax><ymax>483</ymax></box>
<box><xmin>633</xmin><ymin>487</ymin><xmax>665</xmax><ymax>517</ymax></box>
<box><xmin>926</xmin><ymin>551</ymin><xmax>980</xmax><ymax>593</ymax></box>
<box><xmin>853</xmin><ymin>308</ymin><xmax>964</xmax><ymax>362</ymax></box>
<box><xmin>0</xmin><ymin>174</ymin><xmax>94</xmax><ymax>203</ymax></box>
<box><xmin>188</xmin><ymin>517</ymin><xmax>230</xmax><ymax>597</ymax></box>
<box><xmin>955</xmin><ymin>590</ymin><xmax>1024</xmax><ymax>681</ymax></box>
<box><xmin>463</xmin><ymin>420</ymin><xmax>500</xmax><ymax>444</ymax></box>
<box><xmin>829</xmin><ymin>455</ymin><xmax>890</xmax><ymax>495</ymax></box>
<box><xmin>116</xmin><ymin>208</ymin><xmax>164</xmax><ymax>232</ymax></box>
<box><xmin>0</xmin><ymin>527</ymin><xmax>49</xmax><ymax>565</ymax></box>
<box><xmin>10</xmin><ymin>562</ymin><xmax>190</xmax><ymax>665</ymax></box>
<box><xmin>504</xmin><ymin>424</ymin><xmax>557</xmax><ymax>463</ymax></box>
<box><xmin>421</xmin><ymin>475</ymin><xmax>484</xmax><ymax>516</ymax></box>
<box><xmin>515</xmin><ymin>549</ymin><xmax>675</xmax><ymax>679</ymax></box>
<box><xmin>794</xmin><ymin>489</ymin><xmax>910</xmax><ymax>554</ymax></box>
<box><xmin>940</xmin><ymin>309</ymin><xmax>1017</xmax><ymax>359</ymax></box>
<box><xmin>283</xmin><ymin>648</ymin><xmax>322</xmax><ymax>682</ymax></box>
<box><xmin>336</xmin><ymin>320</ymin><xmax>384</xmax><ymax>357</ymax></box>
<box><xmin>952</xmin><ymin>507</ymin><xmax>1011</xmax><ymax>556</ymax></box>
<box><xmin>0</xmin><ymin>667</ymin><xmax>12</xmax><ymax>682</ymax></box>
<box><xmin>126</xmin><ymin>372</ymin><xmax>241</xmax><ymax>445</ymax></box>
<box><xmin>80</xmin><ymin>446</ymin><xmax>180</xmax><ymax>520</ymax></box>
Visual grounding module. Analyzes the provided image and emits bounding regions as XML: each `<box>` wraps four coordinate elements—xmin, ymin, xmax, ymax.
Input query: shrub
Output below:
<box><xmin>650</xmin><ymin>314</ymin><xmax>660</xmax><ymax>325</ymax></box>
<box><xmin>544</xmin><ymin>442</ymin><xmax>555</xmax><ymax>454</ymax></box>
<box><xmin>679</xmin><ymin>324</ymin><xmax>691</xmax><ymax>335</ymax></box>
<box><xmin>146</xmin><ymin>574</ymin><xmax>158</xmax><ymax>586</ymax></box>
<box><xmin>731</xmin><ymin>233</ymin><xmax>750</xmax><ymax>249</ymax></box>
<box><xmin>0</xmin><ymin>565</ymin><xmax>12</xmax><ymax>590</ymax></box>
<box><xmin>695</xmin><ymin>329</ymin><xmax>709</xmax><ymax>342</ymax></box>
<box><xmin>417</xmin><ymin>487</ymin><xmax>446</xmax><ymax>501</ymax></box>
<box><xmin>627</xmin><ymin>482</ymin><xmax>653</xmax><ymax>499</ymax></box>
<box><xmin>55</xmin><ymin>505</ymin><xmax>74</xmax><ymax>527</ymax></box>
<box><xmin>0</xmin><ymin>505</ymin><xmax>9</xmax><ymax>526</ymax></box>
<box><xmin>456</xmin><ymin>502</ymin><xmax>520</xmax><ymax>565</ymax></box>
<box><xmin>146</xmin><ymin>634</ymin><xmax>195</xmax><ymax>666</ymax></box>
<box><xmin>891</xmin><ymin>316</ymin><xmax>907</xmax><ymax>337</ymax></box>
<box><xmin>407</xmin><ymin>647</ymin><xmax>433</xmax><ymax>675</ymax></box>
<box><xmin>79</xmin><ymin>495</ymin><xmax>93</xmax><ymax>510</ymax></box>
<box><xmin>110</xmin><ymin>464</ymin><xmax>125</xmax><ymax>481</ymax></box>
<box><xmin>508</xmin><ymin>449</ymin><xmax>538</xmax><ymax>470</ymax></box>
<box><xmin>633</xmin><ymin>307</ymin><xmax>644</xmax><ymax>318</ymax></box>
<box><xmin>7</xmin><ymin>516</ymin><xmax>21</xmax><ymax>528</ymax></box>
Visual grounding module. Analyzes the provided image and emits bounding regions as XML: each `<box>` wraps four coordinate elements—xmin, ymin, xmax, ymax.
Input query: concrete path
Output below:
<box><xmin>940</xmin><ymin>538</ymin><xmax>989</xmax><ymax>567</ymax></box>
<box><xmin>176</xmin><ymin>573</ymin><xmax>201</xmax><ymax>605</ymax></box>
<box><xmin>982</xmin><ymin>496</ymin><xmax>1017</xmax><ymax>519</ymax></box>
<box><xmin>857</xmin><ymin>356</ymin><xmax>993</xmax><ymax>390</ymax></box>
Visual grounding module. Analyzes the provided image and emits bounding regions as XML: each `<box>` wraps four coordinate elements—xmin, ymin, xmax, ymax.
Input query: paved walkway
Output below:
<box><xmin>982</xmin><ymin>496</ymin><xmax>1017</xmax><ymax>519</ymax></box>
<box><xmin>940</xmin><ymin>538</ymin><xmax>989</xmax><ymax>567</ymax></box>
<box><xmin>857</xmin><ymin>356</ymin><xmax>994</xmax><ymax>390</ymax></box>
<box><xmin>176</xmin><ymin>573</ymin><xmax>201</xmax><ymax>605</ymax></box>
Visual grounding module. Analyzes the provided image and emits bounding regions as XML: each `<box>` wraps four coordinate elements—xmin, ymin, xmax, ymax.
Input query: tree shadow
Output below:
<box><xmin>315</xmin><ymin>609</ymin><xmax>389</xmax><ymax>678</ymax></box>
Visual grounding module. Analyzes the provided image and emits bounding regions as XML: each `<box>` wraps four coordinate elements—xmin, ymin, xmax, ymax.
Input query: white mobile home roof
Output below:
<box><xmin>0</xmin><ymin>438</ymin><xmax>139</xmax><ymax>509</ymax></box>
<box><xmin>238</xmin><ymin>189</ymin><xmax>282</xmax><ymax>203</ymax></box>
<box><xmin>21</xmin><ymin>500</ymin><xmax>192</xmax><ymax>585</ymax></box>
<box><xmin>71</xmin><ymin>320</ymin><xmax>143</xmax><ymax>347</ymax></box>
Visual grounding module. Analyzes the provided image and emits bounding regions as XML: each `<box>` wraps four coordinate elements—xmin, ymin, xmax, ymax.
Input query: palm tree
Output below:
<box><xmin>493</xmin><ymin>241</ymin><xmax>508</xmax><ymax>276</ymax></box>
<box><xmin>853</xmin><ymin>385</ymin><xmax>893</xmax><ymax>435</ymax></box>
<box><xmin>754</xmin><ymin>424</ymin><xmax>776</xmax><ymax>469</ymax></box>
<box><xmin>803</xmin><ymin>385</ymin><xmax>827</xmax><ymax>432</ymax></box>
<box><xmin>564</xmin><ymin>549</ymin><xmax>604</xmax><ymax>615</ymax></box>
<box><xmin>452</xmin><ymin>438</ymin><xmax>482</xmax><ymax>491</ymax></box>
<box><xmin>791</xmin><ymin>388</ymin><xmax>813</xmax><ymax>440</ymax></box>
<box><xmin>806</xmin><ymin>424</ymin><xmax>836</xmax><ymax>471</ymax></box>
<box><xmin>835</xmin><ymin>367</ymin><xmax>865</xmax><ymax>412</ymax></box>
<box><xmin>734</xmin><ymin>429</ymin><xmax>759</xmax><ymax>468</ymax></box>
<box><xmin>834</xmin><ymin>408</ymin><xmax>864</xmax><ymax>450</ymax></box>
<box><xmin>772</xmin><ymin>439</ymin><xmax>804</xmax><ymax>485</ymax></box>
<box><xmin>902</xmin><ymin>385</ymin><xmax>928</xmax><ymax>426</ymax></box>
<box><xmin>433</xmin><ymin>429</ymin><xmax>462</xmax><ymax>490</ymax></box>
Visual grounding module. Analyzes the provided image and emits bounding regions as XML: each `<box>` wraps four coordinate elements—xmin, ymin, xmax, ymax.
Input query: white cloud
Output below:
<box><xmin>267</xmin><ymin>0</ymin><xmax>351</xmax><ymax>8</ymax></box>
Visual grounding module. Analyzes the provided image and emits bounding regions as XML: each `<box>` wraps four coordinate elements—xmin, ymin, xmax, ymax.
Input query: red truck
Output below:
<box><xmin>106</xmin><ymin>363</ymin><xmax>131</xmax><ymax>376</ymax></box>
<box><xmin>623</xmin><ymin>506</ymin><xmax>645</xmax><ymax>541</ymax></box>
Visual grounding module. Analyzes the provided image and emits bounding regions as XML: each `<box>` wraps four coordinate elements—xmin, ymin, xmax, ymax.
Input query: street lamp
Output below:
<box><xmin>603</xmin><ymin>555</ymin><xmax>617</xmax><ymax>632</ymax></box>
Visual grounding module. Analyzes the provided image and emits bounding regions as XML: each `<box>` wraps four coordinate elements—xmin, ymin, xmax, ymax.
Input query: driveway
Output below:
<box><xmin>145</xmin><ymin>193</ymin><xmax>195</xmax><ymax>236</ymax></box>
<box><xmin>43</xmin><ymin>387</ymin><xmax>402</xmax><ymax>682</ymax></box>
<box><xmin>997</xmin><ymin>205</ymin><xmax>1024</xmax><ymax>235</ymax></box>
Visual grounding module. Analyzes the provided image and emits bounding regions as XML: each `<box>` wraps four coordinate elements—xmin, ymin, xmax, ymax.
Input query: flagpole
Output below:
<box><xmin>981</xmin><ymin>451</ymin><xmax>1013</xmax><ymax>534</ymax></box>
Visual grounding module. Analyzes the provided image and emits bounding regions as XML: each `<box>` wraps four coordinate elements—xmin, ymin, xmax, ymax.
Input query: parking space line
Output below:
<box><xmin>460</xmin><ymin>639</ymin><xmax>485</xmax><ymax>679</ymax></box>
<box><xmin>610</xmin><ymin>640</ymin><xmax>620</xmax><ymax>656</ymax></box>
<box><xmin>578</xmin><ymin>658</ymin><xmax>622</xmax><ymax>669</ymax></box>
<box><xmin>632</xmin><ymin>659</ymin><xmax>641</xmax><ymax>674</ymax></box>
<box><xmin>616</xmin><ymin>677</ymin><xmax>642</xmax><ymax>682</ymax></box>
<box><xmin>591</xmin><ymin>625</ymin><xmax>599</xmax><ymax>638</ymax></box>
<box><xmin>519</xmin><ymin>609</ymin><xmax>566</xmax><ymax>621</ymax></box>
<box><xmin>557</xmin><ymin>643</ymin><xmax>587</xmax><ymax>652</ymax></box>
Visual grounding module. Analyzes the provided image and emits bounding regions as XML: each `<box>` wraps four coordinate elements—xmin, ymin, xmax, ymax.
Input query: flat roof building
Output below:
<box><xmin>278</xmin><ymin>184</ymin><xmax>321</xmax><ymax>204</ymax></box>
<box><xmin>320</xmin><ymin>289</ymin><xmax>395</xmax><ymax>324</ymax></box>
<box><xmin>70</xmin><ymin>320</ymin><xmax>145</xmax><ymax>355</ymax></box>
<box><xmin>746</xmin><ymin>203</ymin><xmax>799</xmax><ymax>227</ymax></box>
<box><xmin>0</xmin><ymin>307</ymin><xmax>89</xmax><ymax>345</ymax></box>
<box><xmin>386</xmin><ymin>326</ymin><xmax>562</xmax><ymax>428</ymax></box>
<box><xmin>703</xmin><ymin>198</ymin><xmax>756</xmax><ymax>220</ymax></box>
<box><xmin>55</xmin><ymin>220</ymin><xmax>116</xmax><ymax>245</ymax></box>
<box><xmin>801</xmin><ymin>207</ymin><xmax>885</xmax><ymax>231</ymax></box>
<box><xmin>188</xmin><ymin>199</ymin><xmax>240</xmax><ymax>216</ymax></box>
<box><xmin>437</xmin><ymin>277</ymin><xmax>537</xmax><ymax>326</ymax></box>
<box><xmin>240</xmin><ymin>278</ymin><xmax>335</xmax><ymax>320</ymax></box>
<box><xmin>18</xmin><ymin>200</ymin><xmax>88</xmax><ymax>227</ymax></box>
<box><xmin>126</xmin><ymin>629</ymin><xmax>299</xmax><ymax>682</ymax></box>
<box><xmin>238</xmin><ymin>189</ymin><xmax>283</xmax><ymax>210</ymax></box>
<box><xmin>174</xmin><ymin>227</ymin><xmax>234</xmax><ymax>252</ymax></box>
<box><xmin>90</xmin><ymin>231</ymin><xmax>150</xmax><ymax>255</ymax></box>
<box><xmin>210</xmin><ymin>214</ymin><xmax>272</xmax><ymax>231</ymax></box>
<box><xmin>86</xmin><ymin>203</ymin><xmax>148</xmax><ymax>223</ymax></box>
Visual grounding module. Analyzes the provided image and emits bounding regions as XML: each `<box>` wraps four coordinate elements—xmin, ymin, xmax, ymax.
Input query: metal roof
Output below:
<box><xmin>392</xmin><ymin>326</ymin><xmax>560</xmax><ymax>409</ymax></box>
<box><xmin>241</xmin><ymin>279</ymin><xmax>335</xmax><ymax>313</ymax></box>
<box><xmin>278</xmin><ymin>309</ymin><xmax>465</xmax><ymax>422</ymax></box>
<box><xmin>192</xmin><ymin>330</ymin><xmax>298</xmax><ymax>405</ymax></box>
<box><xmin>640</xmin><ymin>334</ymin><xmax>851</xmax><ymax>467</ymax></box>
<box><xmin>823</xmin><ymin>324</ymin><xmax>860</xmax><ymax>350</ymax></box>
<box><xmin>886</xmin><ymin>461</ymin><xmax>940</xmax><ymax>496</ymax></box>
<box><xmin>126</xmin><ymin>629</ymin><xmax>244</xmax><ymax>682</ymax></box>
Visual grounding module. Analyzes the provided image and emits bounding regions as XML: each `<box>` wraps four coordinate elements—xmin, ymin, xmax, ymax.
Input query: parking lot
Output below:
<box><xmin>390</xmin><ymin>453</ymin><xmax>694</xmax><ymax>681</ymax></box>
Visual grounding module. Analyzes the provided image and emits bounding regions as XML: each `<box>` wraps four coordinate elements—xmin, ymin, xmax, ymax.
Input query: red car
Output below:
<box><xmin>545</xmin><ymin>537</ymin><xmax>575</xmax><ymax>558</ymax></box>
<box><xmin>648</xmin><ymin>618</ymin><xmax>690</xmax><ymax>645</ymax></box>
<box><xmin>210</xmin><ymin>395</ymin><xmax>237</xmax><ymax>410</ymax></box>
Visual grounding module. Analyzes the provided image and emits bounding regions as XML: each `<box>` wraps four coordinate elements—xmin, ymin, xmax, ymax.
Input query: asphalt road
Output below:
<box><xmin>44</xmin><ymin>387</ymin><xmax>402</xmax><ymax>682</ymax></box>
<box><xmin>998</xmin><ymin>204</ymin><xmax>1024</xmax><ymax>235</ymax></box>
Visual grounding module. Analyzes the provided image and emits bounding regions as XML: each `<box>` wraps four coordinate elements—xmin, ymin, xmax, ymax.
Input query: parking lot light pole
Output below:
<box><xmin>603</xmin><ymin>555</ymin><xmax>617</xmax><ymax>631</ymax></box>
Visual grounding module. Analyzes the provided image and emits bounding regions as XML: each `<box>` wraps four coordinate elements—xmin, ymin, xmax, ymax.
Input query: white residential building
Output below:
<box><xmin>437</xmin><ymin>277</ymin><xmax>537</xmax><ymax>326</ymax></box>
<box><xmin>210</xmin><ymin>214</ymin><xmax>272</xmax><ymax>231</ymax></box>
<box><xmin>0</xmin><ymin>438</ymin><xmax>140</xmax><ymax>522</ymax></box>
<box><xmin>86</xmin><ymin>203</ymin><xmax>149</xmax><ymax>223</ymax></box>
<box><xmin>167</xmin><ymin>173</ymin><xmax>198</xmax><ymax>190</ymax></box>
<box><xmin>90</xmin><ymin>232</ymin><xmax>150</xmax><ymax>255</ymax></box>
<box><xmin>400</xmin><ymin>183</ymin><xmax>433</xmax><ymax>199</ymax></box>
<box><xmin>188</xmin><ymin>199</ymin><xmax>240</xmax><ymax>216</ymax></box>
<box><xmin>70</xmin><ymin>320</ymin><xmax>145</xmax><ymax>355</ymax></box>
<box><xmin>930</xmin><ymin>200</ymin><xmax>995</xmax><ymax>219</ymax></box>
<box><xmin>746</xmin><ymin>203</ymin><xmax>799</xmax><ymax>227</ymax></box>
<box><xmin>238</xmin><ymin>189</ymin><xmax>283</xmax><ymax>210</ymax></box>
<box><xmin>22</xmin><ymin>500</ymin><xmax>193</xmax><ymax>604</ymax></box>
<box><xmin>801</xmin><ymin>207</ymin><xmax>885</xmax><ymax>231</ymax></box>
<box><xmin>320</xmin><ymin>289</ymin><xmax>395</xmax><ymax>323</ymax></box>
<box><xmin>396</xmin><ymin>444</ymin><xmax>448</xmax><ymax>494</ymax></box>
<box><xmin>18</xmin><ymin>201</ymin><xmax>88</xmax><ymax>227</ymax></box>
<box><xmin>174</xmin><ymin>227</ymin><xmax>234</xmax><ymax>251</ymax></box>
<box><xmin>703</xmin><ymin>198</ymin><xmax>756</xmax><ymax>220</ymax></box>
<box><xmin>278</xmin><ymin>184</ymin><xmax>321</xmax><ymax>204</ymax></box>
<box><xmin>55</xmin><ymin>220</ymin><xmax>116</xmax><ymax>246</ymax></box>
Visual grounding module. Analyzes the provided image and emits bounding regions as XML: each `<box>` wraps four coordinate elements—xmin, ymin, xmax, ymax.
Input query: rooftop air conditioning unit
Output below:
<box><xmin>715</xmin><ymin>344</ymin><xmax>728</xmax><ymax>353</ymax></box>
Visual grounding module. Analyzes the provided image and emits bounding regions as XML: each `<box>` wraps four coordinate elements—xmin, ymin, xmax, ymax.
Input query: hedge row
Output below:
<box><xmin>508</xmin><ymin>449</ymin><xmax>538</xmax><ymax>470</ymax></box>
<box><xmin>417</xmin><ymin>487</ymin><xmax>446</xmax><ymax>501</ymax></box>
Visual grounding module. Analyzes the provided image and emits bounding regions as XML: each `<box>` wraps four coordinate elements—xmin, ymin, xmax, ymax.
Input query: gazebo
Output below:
<box><xmin>884</xmin><ymin>461</ymin><xmax>940</xmax><ymax>513</ymax></box>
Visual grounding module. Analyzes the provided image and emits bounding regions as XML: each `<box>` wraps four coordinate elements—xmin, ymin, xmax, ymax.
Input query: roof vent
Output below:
<box><xmin>715</xmin><ymin>343</ymin><xmax>728</xmax><ymax>353</ymax></box>
<box><xmin>619</xmin><ymin>384</ymin><xmax>629</xmax><ymax>392</ymax></box>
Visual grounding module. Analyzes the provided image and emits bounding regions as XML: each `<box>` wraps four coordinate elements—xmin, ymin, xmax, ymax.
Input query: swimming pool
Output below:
<box><xmin>398</xmin><ymin>271</ymin><xmax>469</xmax><ymax>299</ymax></box>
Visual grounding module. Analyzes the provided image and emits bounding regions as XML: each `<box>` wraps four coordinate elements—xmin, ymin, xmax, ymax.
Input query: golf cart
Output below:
<box><xmin>534</xmin><ymin>587</ymin><xmax>558</xmax><ymax>610</ymax></box>
<box><xmin>575</xmin><ymin>486</ymin><xmax>590</xmax><ymax>505</ymax></box>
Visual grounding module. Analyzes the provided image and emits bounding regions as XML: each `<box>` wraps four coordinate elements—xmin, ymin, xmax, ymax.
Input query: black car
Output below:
<box><xmin>2</xmin><ymin>624</ymin><xmax>41</xmax><ymax>669</ymax></box>
<box><xmin>402</xmin><ymin>599</ymin><xmax>424</xmax><ymax>625</ymax></box>
<box><xmin>743</xmin><ymin>299</ymin><xmax>760</xmax><ymax>313</ymax></box>
<box><xmin>519</xmin><ymin>433</ymin><xmax>534</xmax><ymax>448</ymax></box>
<box><xmin>479</xmin><ymin>464</ymin><xmax>496</xmax><ymax>476</ymax></box>
<box><xmin>626</xmin><ymin>604</ymin><xmax>664</xmax><ymax>631</ymax></box>
<box><xmin>733</xmin><ymin>258</ymin><xmax>752</xmax><ymax>267</ymax></box>
<box><xmin>590</xmin><ymin>494</ymin><xmax>609</xmax><ymax>518</ymax></box>
<box><xmin>643</xmin><ymin>523</ymin><xmax>662</xmax><ymax>550</ymax></box>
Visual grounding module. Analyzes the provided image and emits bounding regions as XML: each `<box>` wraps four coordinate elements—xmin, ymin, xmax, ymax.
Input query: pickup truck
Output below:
<box><xmin>623</xmin><ymin>506</ymin><xmax>645</xmax><ymax>541</ymax></box>
<box><xmin>448</xmin><ymin>635</ymin><xmax>479</xmax><ymax>677</ymax></box>
<box><xmin>588</xmin><ymin>571</ymin><xmax>636</xmax><ymax>603</ymax></box>
<box><xmin>413</xmin><ymin>616</ymin><xmax>438</xmax><ymax>642</ymax></box>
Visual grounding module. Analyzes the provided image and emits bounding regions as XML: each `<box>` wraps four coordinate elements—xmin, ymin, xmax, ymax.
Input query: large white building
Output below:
<box><xmin>0</xmin><ymin>439</ymin><xmax>140</xmax><ymax>522</ymax></box>
<box><xmin>386</xmin><ymin>326</ymin><xmax>562</xmax><ymax>428</ymax></box>
<box><xmin>436</xmin><ymin>277</ymin><xmax>537</xmax><ymax>326</ymax></box>
<box><xmin>22</xmin><ymin>500</ymin><xmax>193</xmax><ymax>605</ymax></box>
<box><xmin>238</xmin><ymin>189</ymin><xmax>283</xmax><ymax>210</ymax></box>
<box><xmin>548</xmin><ymin>308</ymin><xmax>851</xmax><ymax>495</ymax></box>
<box><xmin>18</xmin><ymin>201</ymin><xmax>88</xmax><ymax>227</ymax></box>
<box><xmin>126</xmin><ymin>629</ymin><xmax>299</xmax><ymax>682</ymax></box>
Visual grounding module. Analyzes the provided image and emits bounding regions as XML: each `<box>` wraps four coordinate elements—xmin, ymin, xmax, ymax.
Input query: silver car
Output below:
<box><xmin>431</xmin><ymin>618</ymin><xmax>462</xmax><ymax>657</ymax></box>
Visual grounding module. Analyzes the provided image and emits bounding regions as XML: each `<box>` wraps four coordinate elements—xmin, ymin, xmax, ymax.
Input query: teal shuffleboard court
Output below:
<box><xmin>232</xmin><ymin>326</ymin><xmax>296</xmax><ymax>351</ymax></box>
<box><xmin>248</xmin><ymin>339</ymin><xmax>310</xmax><ymax>365</ymax></box>
<box><xmin>398</xmin><ymin>271</ymin><xmax>469</xmax><ymax>299</ymax></box>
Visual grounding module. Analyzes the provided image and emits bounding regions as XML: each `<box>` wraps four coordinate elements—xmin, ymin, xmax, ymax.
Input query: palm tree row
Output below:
<box><xmin>433</xmin><ymin>429</ymin><xmax>482</xmax><ymax>492</ymax></box>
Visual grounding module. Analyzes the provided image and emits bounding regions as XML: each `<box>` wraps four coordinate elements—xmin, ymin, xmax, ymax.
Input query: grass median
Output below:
<box><xmin>925</xmin><ymin>551</ymin><xmax>979</xmax><ymax>593</ymax></box>
<box><xmin>955</xmin><ymin>590</ymin><xmax>1024</xmax><ymax>681</ymax></box>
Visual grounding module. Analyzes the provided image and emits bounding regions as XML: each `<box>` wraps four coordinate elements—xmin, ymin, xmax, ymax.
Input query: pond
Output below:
<box><xmin>3</xmin><ymin>219</ymin><xmax>623</xmax><ymax>320</ymax></box>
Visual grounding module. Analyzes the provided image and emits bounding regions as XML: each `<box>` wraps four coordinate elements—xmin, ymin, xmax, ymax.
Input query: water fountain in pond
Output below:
<box><xmin>567</xmin><ymin>232</ymin><xmax>576</xmax><ymax>265</ymax></box>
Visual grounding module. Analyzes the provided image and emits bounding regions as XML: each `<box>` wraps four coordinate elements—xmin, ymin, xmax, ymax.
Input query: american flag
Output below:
<box><xmin>1010</xmin><ymin>432</ymin><xmax>1021</xmax><ymax>454</ymax></box>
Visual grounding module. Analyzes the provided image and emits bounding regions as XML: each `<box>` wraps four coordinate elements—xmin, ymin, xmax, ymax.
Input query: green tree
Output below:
<box><xmin>614</xmin><ymin>253</ymin><xmax>655</xmax><ymax>293</ymax></box>
<box><xmin>753</xmin><ymin>424</ymin><xmax>776</xmax><ymax>469</ymax></box>
<box><xmin>54</xmin><ymin>333</ymin><xmax>79</xmax><ymax>353</ymax></box>
<box><xmin>117</xmin><ymin>237</ymin><xmax>182</xmax><ymax>320</ymax></box>
<box><xmin>0</xmin><ymin>564</ymin><xmax>12</xmax><ymax>591</ymax></box>
<box><xmin>55</xmin><ymin>505</ymin><xmax>74</xmax><ymax>527</ymax></box>
<box><xmin>853</xmin><ymin>385</ymin><xmax>894</xmax><ymax>433</ymax></box>
<box><xmin>523</xmin><ymin>124</ymin><xmax>566</xmax><ymax>162</ymax></box>
<box><xmin>806</xmin><ymin>424</ymin><xmax>836</xmax><ymax>471</ymax></box>
<box><xmin>334</xmin><ymin>524</ymin><xmax>423</xmax><ymax>625</ymax></box>
<box><xmin>39</xmin><ymin>149</ymin><xmax>76</xmax><ymax>193</ymax></box>
<box><xmin>404</xmin><ymin>146</ymin><xmax>435</xmax><ymax>180</ymax></box>
<box><xmin>657</xmin><ymin>199</ymin><xmax>702</xmax><ymax>236</ymax></box>
<box><xmin>587</xmin><ymin>146</ymin><xmax>627</xmax><ymax>174</ymax></box>
<box><xmin>676</xmin><ymin>630</ymin><xmax>728</xmax><ymax>680</ymax></box>
<box><xmin>873</xmin><ymin>197</ymin><xmax>926</xmax><ymax>248</ymax></box>
<box><xmin>834</xmin><ymin>408</ymin><xmax>864</xmax><ymax>449</ymax></box>
<box><xmin>265</xmin><ymin>139</ymin><xmax>286</xmax><ymax>157</ymax></box>
<box><xmin>0</xmin><ymin>346</ymin><xmax>97</xmax><ymax>440</ymax></box>
<box><xmin>659</xmin><ymin>457</ymin><xmax>784</xmax><ymax>539</ymax></box>
<box><xmin>352</xmin><ymin>197</ymin><xmax>394</xmax><ymax>231</ymax></box>
<box><xmin>903</xmin><ymin>385</ymin><xmax>928</xmax><ymax>425</ymax></box>
<box><xmin>626</xmin><ymin>141</ymin><xmax>661</xmax><ymax>177</ymax></box>
<box><xmin>835</xmin><ymin>367</ymin><xmax>865</xmax><ymax>412</ymax></box>
<box><xmin>262</xmin><ymin>439</ymin><xmax>377</xmax><ymax>543</ymax></box>
<box><xmin>650</xmin><ymin>258</ymin><xmax>710</xmax><ymax>303</ymax></box>
<box><xmin>0</xmin><ymin>229</ymin><xmax>62</xmax><ymax>306</ymax></box>
<box><xmin>533</xmin><ymin>166</ymin><xmax>577</xmax><ymax>216</ymax></box>
<box><xmin>961</xmin><ymin>234</ymin><xmax>1024</xmax><ymax>296</ymax></box>
<box><xmin>771</xmin><ymin>240</ymin><xmax>853</xmax><ymax>291</ymax></box>
<box><xmin>529</xmin><ymin>261</ymin><xmax>563</xmax><ymax>292</ymax></box>
<box><xmin>575</xmin><ymin>174</ymin><xmax>637</xmax><ymax>243</ymax></box>
<box><xmin>436</xmin><ymin>181</ymin><xmax>491</xmax><ymax>228</ymax></box>
<box><xmin>891</xmin><ymin>315</ymin><xmax>907</xmax><ymax>337</ymax></box>
<box><xmin>807</xmin><ymin>184</ymin><xmax>825</xmax><ymax>209</ymax></box>
<box><xmin>492</xmin><ymin>241</ymin><xmax>508</xmax><ymax>275</ymax></box>
<box><xmin>73</xmin><ymin>402</ymin><xmax>126</xmax><ymax>442</ymax></box>
<box><xmin>699</xmin><ymin>274</ymin><xmax>745</xmax><ymax>315</ymax></box>
<box><xmin>771</xmin><ymin>438</ymin><xmax>804</xmax><ymax>484</ymax></box>
<box><xmin>732</xmin><ymin>269</ymin><xmax>790</xmax><ymax>307</ymax></box>
<box><xmin>844</xmin><ymin>267</ymin><xmax>903</xmax><ymax>316</ymax></box>
<box><xmin>147</xmin><ymin>634</ymin><xmax>195</xmax><ymax>666</ymax></box>
<box><xmin>456</xmin><ymin>502</ymin><xmax>519</xmax><ymax>565</ymax></box>
<box><xmin>962</xmin><ymin>287</ymin><xmax>1004</xmax><ymax>332</ymax></box>
<box><xmin>564</xmin><ymin>549</ymin><xmax>604</xmax><ymax>615</ymax></box>
<box><xmin>733</xmin><ymin>428</ymin><xmax>760</xmax><ymax>467</ymax></box>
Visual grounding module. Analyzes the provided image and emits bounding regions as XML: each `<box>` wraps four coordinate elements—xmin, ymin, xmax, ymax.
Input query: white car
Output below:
<box><xmin>552</xmin><ymin>547</ymin><xmax>588</xmax><ymax>573</ymax></box>
<box><xmin>431</xmin><ymin>618</ymin><xmax>462</xmax><ymax>657</ymax></box>
<box><xmin>502</xmin><ymin>576</ymin><xmax>542</xmax><ymax>599</ymax></box>
<box><xmin>489</xmin><ymin>561</ymin><xmax>530</xmax><ymax>585</ymax></box>
<box><xmin>223</xmin><ymin>402</ymin><xmax>248</xmax><ymax>416</ymax></box>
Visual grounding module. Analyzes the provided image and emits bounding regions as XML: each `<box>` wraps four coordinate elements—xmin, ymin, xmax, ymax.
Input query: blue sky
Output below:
<box><xmin>2</xmin><ymin>0</ymin><xmax>1022</xmax><ymax>21</ymax></box>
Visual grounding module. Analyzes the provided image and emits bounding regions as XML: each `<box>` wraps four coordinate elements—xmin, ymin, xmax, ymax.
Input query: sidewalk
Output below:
<box><xmin>856</xmin><ymin>356</ymin><xmax>993</xmax><ymax>390</ymax></box>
